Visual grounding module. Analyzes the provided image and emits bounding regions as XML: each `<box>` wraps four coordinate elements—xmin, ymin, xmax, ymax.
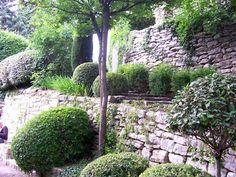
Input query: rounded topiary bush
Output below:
<box><xmin>172</xmin><ymin>69</ymin><xmax>191</xmax><ymax>94</ymax></box>
<box><xmin>92</xmin><ymin>72</ymin><xmax>128</xmax><ymax>97</ymax></box>
<box><xmin>11</xmin><ymin>107</ymin><xmax>93</xmax><ymax>175</ymax></box>
<box><xmin>80</xmin><ymin>152</ymin><xmax>149</xmax><ymax>177</ymax></box>
<box><xmin>139</xmin><ymin>164</ymin><xmax>212</xmax><ymax>177</ymax></box>
<box><xmin>190</xmin><ymin>67</ymin><xmax>216</xmax><ymax>82</ymax></box>
<box><xmin>118</xmin><ymin>64</ymin><xmax>149</xmax><ymax>92</ymax></box>
<box><xmin>0</xmin><ymin>50</ymin><xmax>39</xmax><ymax>90</ymax></box>
<box><xmin>0</xmin><ymin>30</ymin><xmax>28</xmax><ymax>61</ymax></box>
<box><xmin>149</xmin><ymin>63</ymin><xmax>174</xmax><ymax>96</ymax></box>
<box><xmin>72</xmin><ymin>62</ymin><xmax>99</xmax><ymax>89</ymax></box>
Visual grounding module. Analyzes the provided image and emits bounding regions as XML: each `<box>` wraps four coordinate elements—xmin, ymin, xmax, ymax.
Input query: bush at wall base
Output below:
<box><xmin>11</xmin><ymin>107</ymin><xmax>93</xmax><ymax>176</ymax></box>
<box><xmin>92</xmin><ymin>72</ymin><xmax>128</xmax><ymax>97</ymax></box>
<box><xmin>80</xmin><ymin>152</ymin><xmax>149</xmax><ymax>177</ymax></box>
<box><xmin>139</xmin><ymin>164</ymin><xmax>212</xmax><ymax>177</ymax></box>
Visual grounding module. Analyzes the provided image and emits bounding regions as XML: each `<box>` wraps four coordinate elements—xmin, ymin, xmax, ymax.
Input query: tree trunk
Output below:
<box><xmin>215</xmin><ymin>155</ymin><xmax>222</xmax><ymax>177</ymax></box>
<box><xmin>97</xmin><ymin>3</ymin><xmax>109</xmax><ymax>157</ymax></box>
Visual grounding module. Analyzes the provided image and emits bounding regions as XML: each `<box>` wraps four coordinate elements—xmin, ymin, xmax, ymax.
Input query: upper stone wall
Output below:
<box><xmin>125</xmin><ymin>23</ymin><xmax>236</xmax><ymax>74</ymax></box>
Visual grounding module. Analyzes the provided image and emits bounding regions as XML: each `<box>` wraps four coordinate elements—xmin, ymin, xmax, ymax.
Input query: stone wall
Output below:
<box><xmin>1</xmin><ymin>88</ymin><xmax>236</xmax><ymax>177</ymax></box>
<box><xmin>125</xmin><ymin>23</ymin><xmax>236</xmax><ymax>74</ymax></box>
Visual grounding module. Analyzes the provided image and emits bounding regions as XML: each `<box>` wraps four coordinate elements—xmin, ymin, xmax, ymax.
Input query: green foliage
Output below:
<box><xmin>118</xmin><ymin>64</ymin><xmax>149</xmax><ymax>92</ymax></box>
<box><xmin>170</xmin><ymin>0</ymin><xmax>236</xmax><ymax>49</ymax></box>
<box><xmin>92</xmin><ymin>73</ymin><xmax>128</xmax><ymax>97</ymax></box>
<box><xmin>58</xmin><ymin>159</ymin><xmax>90</xmax><ymax>177</ymax></box>
<box><xmin>140</xmin><ymin>164</ymin><xmax>212</xmax><ymax>177</ymax></box>
<box><xmin>12</xmin><ymin>107</ymin><xmax>93</xmax><ymax>174</ymax></box>
<box><xmin>31</xmin><ymin>74</ymin><xmax>88</xmax><ymax>96</ymax></box>
<box><xmin>71</xmin><ymin>36</ymin><xmax>82</xmax><ymax>71</ymax></box>
<box><xmin>0</xmin><ymin>30</ymin><xmax>28</xmax><ymax>61</ymax></box>
<box><xmin>72</xmin><ymin>62</ymin><xmax>99</xmax><ymax>90</ymax></box>
<box><xmin>172</xmin><ymin>69</ymin><xmax>191</xmax><ymax>93</ymax></box>
<box><xmin>80</xmin><ymin>152</ymin><xmax>149</xmax><ymax>177</ymax></box>
<box><xmin>30</xmin><ymin>8</ymin><xmax>73</xmax><ymax>76</ymax></box>
<box><xmin>168</xmin><ymin>73</ymin><xmax>236</xmax><ymax>159</ymax></box>
<box><xmin>149</xmin><ymin>63</ymin><xmax>174</xmax><ymax>96</ymax></box>
<box><xmin>190</xmin><ymin>67</ymin><xmax>216</xmax><ymax>81</ymax></box>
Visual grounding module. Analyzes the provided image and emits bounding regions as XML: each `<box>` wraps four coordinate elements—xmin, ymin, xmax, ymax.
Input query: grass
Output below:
<box><xmin>33</xmin><ymin>75</ymin><xmax>88</xmax><ymax>96</ymax></box>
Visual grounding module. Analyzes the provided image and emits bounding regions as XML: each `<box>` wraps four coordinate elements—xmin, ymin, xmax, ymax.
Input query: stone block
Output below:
<box><xmin>173</xmin><ymin>144</ymin><xmax>189</xmax><ymax>156</ymax></box>
<box><xmin>169</xmin><ymin>153</ymin><xmax>185</xmax><ymax>164</ymax></box>
<box><xmin>142</xmin><ymin>147</ymin><xmax>152</xmax><ymax>159</ymax></box>
<box><xmin>208</xmin><ymin>164</ymin><xmax>228</xmax><ymax>177</ymax></box>
<box><xmin>133</xmin><ymin>140</ymin><xmax>144</xmax><ymax>149</ymax></box>
<box><xmin>136</xmin><ymin>135</ymin><xmax>146</xmax><ymax>142</ymax></box>
<box><xmin>150</xmin><ymin>150</ymin><xmax>169</xmax><ymax>163</ymax></box>
<box><xmin>227</xmin><ymin>172</ymin><xmax>236</xmax><ymax>177</ymax></box>
<box><xmin>149</xmin><ymin>134</ymin><xmax>161</xmax><ymax>144</ymax></box>
<box><xmin>160</xmin><ymin>139</ymin><xmax>175</xmax><ymax>152</ymax></box>
<box><xmin>155</xmin><ymin>111</ymin><xmax>167</xmax><ymax>124</ymax></box>
<box><xmin>186</xmin><ymin>157</ymin><xmax>208</xmax><ymax>172</ymax></box>
<box><xmin>173</xmin><ymin>135</ymin><xmax>188</xmax><ymax>145</ymax></box>
<box><xmin>224</xmin><ymin>154</ymin><xmax>236</xmax><ymax>172</ymax></box>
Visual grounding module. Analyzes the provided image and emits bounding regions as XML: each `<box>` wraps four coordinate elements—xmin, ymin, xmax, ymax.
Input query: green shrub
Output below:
<box><xmin>58</xmin><ymin>159</ymin><xmax>90</xmax><ymax>177</ymax></box>
<box><xmin>172</xmin><ymin>69</ymin><xmax>191</xmax><ymax>93</ymax></box>
<box><xmin>118</xmin><ymin>64</ymin><xmax>149</xmax><ymax>92</ymax></box>
<box><xmin>190</xmin><ymin>67</ymin><xmax>216</xmax><ymax>82</ymax></box>
<box><xmin>32</xmin><ymin>75</ymin><xmax>88</xmax><ymax>96</ymax></box>
<box><xmin>72</xmin><ymin>62</ymin><xmax>99</xmax><ymax>89</ymax></box>
<box><xmin>11</xmin><ymin>107</ymin><xmax>93</xmax><ymax>175</ymax></box>
<box><xmin>149</xmin><ymin>63</ymin><xmax>174</xmax><ymax>96</ymax></box>
<box><xmin>92</xmin><ymin>73</ymin><xmax>128</xmax><ymax>97</ymax></box>
<box><xmin>80</xmin><ymin>152</ymin><xmax>149</xmax><ymax>177</ymax></box>
<box><xmin>0</xmin><ymin>30</ymin><xmax>28</xmax><ymax>61</ymax></box>
<box><xmin>139</xmin><ymin>164</ymin><xmax>212</xmax><ymax>177</ymax></box>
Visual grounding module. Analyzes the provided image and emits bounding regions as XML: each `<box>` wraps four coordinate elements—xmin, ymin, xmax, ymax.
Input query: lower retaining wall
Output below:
<box><xmin>1</xmin><ymin>87</ymin><xmax>236</xmax><ymax>177</ymax></box>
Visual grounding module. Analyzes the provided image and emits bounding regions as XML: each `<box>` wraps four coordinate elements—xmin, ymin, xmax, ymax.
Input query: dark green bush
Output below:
<box><xmin>72</xmin><ymin>62</ymin><xmax>99</xmax><ymax>89</ymax></box>
<box><xmin>190</xmin><ymin>67</ymin><xmax>216</xmax><ymax>82</ymax></box>
<box><xmin>139</xmin><ymin>164</ymin><xmax>212</xmax><ymax>177</ymax></box>
<box><xmin>149</xmin><ymin>63</ymin><xmax>174</xmax><ymax>96</ymax></box>
<box><xmin>172</xmin><ymin>69</ymin><xmax>191</xmax><ymax>93</ymax></box>
<box><xmin>11</xmin><ymin>107</ymin><xmax>93</xmax><ymax>175</ymax></box>
<box><xmin>58</xmin><ymin>159</ymin><xmax>90</xmax><ymax>177</ymax></box>
<box><xmin>118</xmin><ymin>64</ymin><xmax>149</xmax><ymax>92</ymax></box>
<box><xmin>92</xmin><ymin>72</ymin><xmax>128</xmax><ymax>97</ymax></box>
<box><xmin>80</xmin><ymin>152</ymin><xmax>149</xmax><ymax>177</ymax></box>
<box><xmin>0</xmin><ymin>30</ymin><xmax>28</xmax><ymax>61</ymax></box>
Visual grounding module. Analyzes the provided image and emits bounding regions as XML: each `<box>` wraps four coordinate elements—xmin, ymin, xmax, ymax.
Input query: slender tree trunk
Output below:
<box><xmin>215</xmin><ymin>155</ymin><xmax>222</xmax><ymax>177</ymax></box>
<box><xmin>97</xmin><ymin>3</ymin><xmax>109</xmax><ymax>156</ymax></box>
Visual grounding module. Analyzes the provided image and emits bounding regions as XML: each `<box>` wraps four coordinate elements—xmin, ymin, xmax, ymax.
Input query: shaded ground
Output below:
<box><xmin>0</xmin><ymin>161</ymin><xmax>28</xmax><ymax>177</ymax></box>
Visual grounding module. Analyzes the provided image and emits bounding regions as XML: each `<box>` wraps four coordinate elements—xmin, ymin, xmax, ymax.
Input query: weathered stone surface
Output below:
<box><xmin>173</xmin><ymin>144</ymin><xmax>189</xmax><ymax>156</ymax></box>
<box><xmin>150</xmin><ymin>150</ymin><xmax>169</xmax><ymax>163</ymax></box>
<box><xmin>224</xmin><ymin>154</ymin><xmax>236</xmax><ymax>172</ymax></box>
<box><xmin>160</xmin><ymin>139</ymin><xmax>175</xmax><ymax>152</ymax></box>
<box><xmin>142</xmin><ymin>147</ymin><xmax>151</xmax><ymax>159</ymax></box>
<box><xmin>227</xmin><ymin>172</ymin><xmax>236</xmax><ymax>177</ymax></box>
<box><xmin>173</xmin><ymin>135</ymin><xmax>188</xmax><ymax>145</ymax></box>
<box><xmin>149</xmin><ymin>134</ymin><xmax>160</xmax><ymax>144</ymax></box>
<box><xmin>186</xmin><ymin>157</ymin><xmax>208</xmax><ymax>172</ymax></box>
<box><xmin>169</xmin><ymin>153</ymin><xmax>184</xmax><ymax>164</ymax></box>
<box><xmin>208</xmin><ymin>164</ymin><xmax>228</xmax><ymax>177</ymax></box>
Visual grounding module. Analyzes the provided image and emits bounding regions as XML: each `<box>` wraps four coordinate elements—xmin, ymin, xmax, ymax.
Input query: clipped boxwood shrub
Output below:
<box><xmin>11</xmin><ymin>107</ymin><xmax>93</xmax><ymax>175</ymax></box>
<box><xmin>190</xmin><ymin>67</ymin><xmax>216</xmax><ymax>82</ymax></box>
<box><xmin>80</xmin><ymin>152</ymin><xmax>149</xmax><ymax>177</ymax></box>
<box><xmin>92</xmin><ymin>72</ymin><xmax>128</xmax><ymax>97</ymax></box>
<box><xmin>0</xmin><ymin>50</ymin><xmax>39</xmax><ymax>90</ymax></box>
<box><xmin>72</xmin><ymin>62</ymin><xmax>99</xmax><ymax>89</ymax></box>
<box><xmin>139</xmin><ymin>164</ymin><xmax>212</xmax><ymax>177</ymax></box>
<box><xmin>149</xmin><ymin>63</ymin><xmax>174</xmax><ymax>96</ymax></box>
<box><xmin>172</xmin><ymin>69</ymin><xmax>191</xmax><ymax>93</ymax></box>
<box><xmin>0</xmin><ymin>30</ymin><xmax>28</xmax><ymax>61</ymax></box>
<box><xmin>118</xmin><ymin>64</ymin><xmax>149</xmax><ymax>92</ymax></box>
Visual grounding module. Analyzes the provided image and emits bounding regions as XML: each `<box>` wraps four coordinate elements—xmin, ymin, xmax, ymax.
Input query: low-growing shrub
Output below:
<box><xmin>58</xmin><ymin>159</ymin><xmax>90</xmax><ymax>177</ymax></box>
<box><xmin>149</xmin><ymin>63</ymin><xmax>174</xmax><ymax>96</ymax></box>
<box><xmin>190</xmin><ymin>67</ymin><xmax>216</xmax><ymax>81</ymax></box>
<box><xmin>11</xmin><ymin>107</ymin><xmax>93</xmax><ymax>176</ymax></box>
<box><xmin>0</xmin><ymin>30</ymin><xmax>28</xmax><ymax>61</ymax></box>
<box><xmin>118</xmin><ymin>64</ymin><xmax>149</xmax><ymax>92</ymax></box>
<box><xmin>139</xmin><ymin>164</ymin><xmax>212</xmax><ymax>177</ymax></box>
<box><xmin>172</xmin><ymin>69</ymin><xmax>191</xmax><ymax>93</ymax></box>
<box><xmin>32</xmin><ymin>75</ymin><xmax>88</xmax><ymax>96</ymax></box>
<box><xmin>80</xmin><ymin>152</ymin><xmax>149</xmax><ymax>177</ymax></box>
<box><xmin>92</xmin><ymin>73</ymin><xmax>128</xmax><ymax>97</ymax></box>
<box><xmin>72</xmin><ymin>62</ymin><xmax>99</xmax><ymax>89</ymax></box>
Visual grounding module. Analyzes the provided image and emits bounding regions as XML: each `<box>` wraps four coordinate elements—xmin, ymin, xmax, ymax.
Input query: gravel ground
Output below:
<box><xmin>0</xmin><ymin>161</ymin><xmax>28</xmax><ymax>177</ymax></box>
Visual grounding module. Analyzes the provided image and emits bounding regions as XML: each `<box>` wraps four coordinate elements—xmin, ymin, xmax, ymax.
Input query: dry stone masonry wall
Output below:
<box><xmin>125</xmin><ymin>23</ymin><xmax>236</xmax><ymax>74</ymax></box>
<box><xmin>1</xmin><ymin>88</ymin><xmax>236</xmax><ymax>177</ymax></box>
